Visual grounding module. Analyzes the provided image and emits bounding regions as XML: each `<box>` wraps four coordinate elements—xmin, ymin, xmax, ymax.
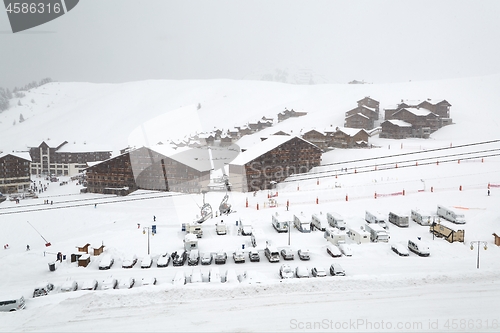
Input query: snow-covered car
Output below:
<box><xmin>311</xmin><ymin>267</ymin><xmax>327</xmax><ymax>277</ymax></box>
<box><xmin>233</xmin><ymin>250</ymin><xmax>245</xmax><ymax>263</ymax></box>
<box><xmin>60</xmin><ymin>280</ymin><xmax>78</xmax><ymax>292</ymax></box>
<box><xmin>326</xmin><ymin>244</ymin><xmax>342</xmax><ymax>258</ymax></box>
<box><xmin>172</xmin><ymin>250</ymin><xmax>187</xmax><ymax>266</ymax></box>
<box><xmin>81</xmin><ymin>279</ymin><xmax>98</xmax><ymax>291</ymax></box>
<box><xmin>188</xmin><ymin>250</ymin><xmax>200</xmax><ymax>266</ymax></box>
<box><xmin>239</xmin><ymin>270</ymin><xmax>265</xmax><ymax>284</ymax></box>
<box><xmin>224</xmin><ymin>269</ymin><xmax>239</xmax><ymax>283</ymax></box>
<box><xmin>280</xmin><ymin>247</ymin><xmax>294</xmax><ymax>260</ymax></box>
<box><xmin>118</xmin><ymin>278</ymin><xmax>135</xmax><ymax>289</ymax></box>
<box><xmin>279</xmin><ymin>264</ymin><xmax>294</xmax><ymax>279</ymax></box>
<box><xmin>140</xmin><ymin>255</ymin><xmax>153</xmax><ymax>268</ymax></box>
<box><xmin>157</xmin><ymin>253</ymin><xmax>170</xmax><ymax>267</ymax></box>
<box><xmin>248</xmin><ymin>249</ymin><xmax>260</xmax><ymax>262</ymax></box>
<box><xmin>209</xmin><ymin>267</ymin><xmax>222</xmax><ymax>283</ymax></box>
<box><xmin>297</xmin><ymin>249</ymin><xmax>310</xmax><ymax>260</ymax></box>
<box><xmin>98</xmin><ymin>255</ymin><xmax>114</xmax><ymax>270</ymax></box>
<box><xmin>214</xmin><ymin>251</ymin><xmax>227</xmax><ymax>264</ymax></box>
<box><xmin>190</xmin><ymin>268</ymin><xmax>203</xmax><ymax>283</ymax></box>
<box><xmin>172</xmin><ymin>271</ymin><xmax>186</xmax><ymax>286</ymax></box>
<box><xmin>391</xmin><ymin>243</ymin><xmax>410</xmax><ymax>256</ymax></box>
<box><xmin>100</xmin><ymin>278</ymin><xmax>118</xmax><ymax>290</ymax></box>
<box><xmin>141</xmin><ymin>277</ymin><xmax>157</xmax><ymax>286</ymax></box>
<box><xmin>201</xmin><ymin>252</ymin><xmax>212</xmax><ymax>265</ymax></box>
<box><xmin>122</xmin><ymin>254</ymin><xmax>137</xmax><ymax>268</ymax></box>
<box><xmin>33</xmin><ymin>282</ymin><xmax>54</xmax><ymax>297</ymax></box>
<box><xmin>295</xmin><ymin>266</ymin><xmax>310</xmax><ymax>278</ymax></box>
<box><xmin>330</xmin><ymin>263</ymin><xmax>345</xmax><ymax>276</ymax></box>
<box><xmin>338</xmin><ymin>242</ymin><xmax>353</xmax><ymax>257</ymax></box>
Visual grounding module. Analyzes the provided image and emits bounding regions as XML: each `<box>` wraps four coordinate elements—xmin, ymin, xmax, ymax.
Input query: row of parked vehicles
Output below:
<box><xmin>279</xmin><ymin>263</ymin><xmax>345</xmax><ymax>279</ymax></box>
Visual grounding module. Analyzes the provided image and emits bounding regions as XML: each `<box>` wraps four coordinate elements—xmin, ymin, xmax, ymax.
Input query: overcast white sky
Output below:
<box><xmin>1</xmin><ymin>0</ymin><xmax>500</xmax><ymax>88</ymax></box>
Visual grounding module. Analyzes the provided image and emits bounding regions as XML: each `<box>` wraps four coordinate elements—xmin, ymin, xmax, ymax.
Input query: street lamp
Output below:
<box><xmin>470</xmin><ymin>241</ymin><xmax>488</xmax><ymax>269</ymax></box>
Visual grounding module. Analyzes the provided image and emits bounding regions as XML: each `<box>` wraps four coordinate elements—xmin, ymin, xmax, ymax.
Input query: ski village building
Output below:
<box><xmin>329</xmin><ymin>127</ymin><xmax>370</xmax><ymax>148</ymax></box>
<box><xmin>0</xmin><ymin>152</ymin><xmax>31</xmax><ymax>194</ymax></box>
<box><xmin>29</xmin><ymin>141</ymin><xmax>112</xmax><ymax>177</ymax></box>
<box><xmin>84</xmin><ymin>146</ymin><xmax>214</xmax><ymax>195</ymax></box>
<box><xmin>381</xmin><ymin>99</ymin><xmax>452</xmax><ymax>139</ymax></box>
<box><xmin>228</xmin><ymin>135</ymin><xmax>322</xmax><ymax>192</ymax></box>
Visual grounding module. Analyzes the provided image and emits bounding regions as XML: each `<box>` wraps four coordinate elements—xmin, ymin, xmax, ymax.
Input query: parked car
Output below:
<box><xmin>157</xmin><ymin>253</ymin><xmax>171</xmax><ymax>267</ymax></box>
<box><xmin>209</xmin><ymin>267</ymin><xmax>222</xmax><ymax>283</ymax></box>
<box><xmin>280</xmin><ymin>247</ymin><xmax>294</xmax><ymax>260</ymax></box>
<box><xmin>118</xmin><ymin>278</ymin><xmax>135</xmax><ymax>289</ymax></box>
<box><xmin>100</xmin><ymin>278</ymin><xmax>118</xmax><ymax>290</ymax></box>
<box><xmin>141</xmin><ymin>277</ymin><xmax>157</xmax><ymax>286</ymax></box>
<box><xmin>330</xmin><ymin>263</ymin><xmax>345</xmax><ymax>276</ymax></box>
<box><xmin>326</xmin><ymin>244</ymin><xmax>342</xmax><ymax>258</ymax></box>
<box><xmin>338</xmin><ymin>242</ymin><xmax>353</xmax><ymax>257</ymax></box>
<box><xmin>297</xmin><ymin>249</ymin><xmax>310</xmax><ymax>260</ymax></box>
<box><xmin>80</xmin><ymin>279</ymin><xmax>98</xmax><ymax>291</ymax></box>
<box><xmin>279</xmin><ymin>264</ymin><xmax>294</xmax><ymax>279</ymax></box>
<box><xmin>190</xmin><ymin>268</ymin><xmax>203</xmax><ymax>283</ymax></box>
<box><xmin>214</xmin><ymin>251</ymin><xmax>227</xmax><ymax>264</ymax></box>
<box><xmin>172</xmin><ymin>271</ymin><xmax>186</xmax><ymax>285</ymax></box>
<box><xmin>33</xmin><ymin>283</ymin><xmax>54</xmax><ymax>297</ymax></box>
<box><xmin>311</xmin><ymin>267</ymin><xmax>327</xmax><ymax>277</ymax></box>
<box><xmin>140</xmin><ymin>255</ymin><xmax>153</xmax><ymax>268</ymax></box>
<box><xmin>391</xmin><ymin>243</ymin><xmax>410</xmax><ymax>256</ymax></box>
<box><xmin>0</xmin><ymin>295</ymin><xmax>26</xmax><ymax>312</ymax></box>
<box><xmin>295</xmin><ymin>266</ymin><xmax>310</xmax><ymax>278</ymax></box>
<box><xmin>188</xmin><ymin>250</ymin><xmax>200</xmax><ymax>266</ymax></box>
<box><xmin>248</xmin><ymin>249</ymin><xmax>260</xmax><ymax>262</ymax></box>
<box><xmin>201</xmin><ymin>252</ymin><xmax>213</xmax><ymax>265</ymax></box>
<box><xmin>98</xmin><ymin>255</ymin><xmax>114</xmax><ymax>270</ymax></box>
<box><xmin>122</xmin><ymin>254</ymin><xmax>138</xmax><ymax>268</ymax></box>
<box><xmin>224</xmin><ymin>269</ymin><xmax>239</xmax><ymax>283</ymax></box>
<box><xmin>172</xmin><ymin>250</ymin><xmax>187</xmax><ymax>266</ymax></box>
<box><xmin>233</xmin><ymin>250</ymin><xmax>245</xmax><ymax>263</ymax></box>
<box><xmin>60</xmin><ymin>280</ymin><xmax>78</xmax><ymax>292</ymax></box>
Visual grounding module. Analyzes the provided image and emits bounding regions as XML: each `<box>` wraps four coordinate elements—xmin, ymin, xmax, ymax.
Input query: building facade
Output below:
<box><xmin>0</xmin><ymin>152</ymin><xmax>31</xmax><ymax>194</ymax></box>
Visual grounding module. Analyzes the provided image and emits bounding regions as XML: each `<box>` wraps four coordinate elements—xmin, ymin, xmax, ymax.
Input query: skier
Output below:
<box><xmin>488</xmin><ymin>189</ymin><xmax>490</xmax><ymax>196</ymax></box>
<box><xmin>26</xmin><ymin>244</ymin><xmax>30</xmax><ymax>251</ymax></box>
<box><xmin>153</xmin><ymin>216</ymin><xmax>156</xmax><ymax>222</ymax></box>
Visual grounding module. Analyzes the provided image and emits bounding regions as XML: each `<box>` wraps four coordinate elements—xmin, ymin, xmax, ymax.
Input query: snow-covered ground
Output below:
<box><xmin>1</xmin><ymin>77</ymin><xmax>500</xmax><ymax>332</ymax></box>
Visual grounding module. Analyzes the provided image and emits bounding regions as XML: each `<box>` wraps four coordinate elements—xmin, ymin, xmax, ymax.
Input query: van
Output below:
<box><xmin>264</xmin><ymin>246</ymin><xmax>280</xmax><ymax>263</ymax></box>
<box><xmin>408</xmin><ymin>239</ymin><xmax>430</xmax><ymax>257</ymax></box>
<box><xmin>311</xmin><ymin>212</ymin><xmax>328</xmax><ymax>231</ymax></box>
<box><xmin>365</xmin><ymin>211</ymin><xmax>389</xmax><ymax>229</ymax></box>
<box><xmin>437</xmin><ymin>205</ymin><xmax>466</xmax><ymax>224</ymax></box>
<box><xmin>324</xmin><ymin>227</ymin><xmax>346</xmax><ymax>245</ymax></box>
<box><xmin>364</xmin><ymin>223</ymin><xmax>390</xmax><ymax>242</ymax></box>
<box><xmin>272</xmin><ymin>212</ymin><xmax>291</xmax><ymax>233</ymax></box>
<box><xmin>411</xmin><ymin>209</ymin><xmax>435</xmax><ymax>226</ymax></box>
<box><xmin>293</xmin><ymin>213</ymin><xmax>311</xmax><ymax>233</ymax></box>
<box><xmin>0</xmin><ymin>296</ymin><xmax>26</xmax><ymax>312</ymax></box>
<box><xmin>327</xmin><ymin>212</ymin><xmax>346</xmax><ymax>230</ymax></box>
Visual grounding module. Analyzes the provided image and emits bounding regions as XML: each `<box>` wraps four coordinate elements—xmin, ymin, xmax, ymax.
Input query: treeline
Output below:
<box><xmin>0</xmin><ymin>77</ymin><xmax>53</xmax><ymax>112</ymax></box>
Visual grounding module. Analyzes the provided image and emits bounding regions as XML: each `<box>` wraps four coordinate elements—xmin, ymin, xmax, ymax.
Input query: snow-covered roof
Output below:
<box><xmin>335</xmin><ymin>127</ymin><xmax>368</xmax><ymax>136</ymax></box>
<box><xmin>230</xmin><ymin>135</ymin><xmax>318</xmax><ymax>166</ymax></box>
<box><xmin>345</xmin><ymin>113</ymin><xmax>370</xmax><ymax>120</ymax></box>
<box><xmin>394</xmin><ymin>108</ymin><xmax>436</xmax><ymax>117</ymax></box>
<box><xmin>384</xmin><ymin>119</ymin><xmax>412</xmax><ymax>127</ymax></box>
<box><xmin>55</xmin><ymin>142</ymin><xmax>112</xmax><ymax>153</ymax></box>
<box><xmin>0</xmin><ymin>151</ymin><xmax>31</xmax><ymax>161</ymax></box>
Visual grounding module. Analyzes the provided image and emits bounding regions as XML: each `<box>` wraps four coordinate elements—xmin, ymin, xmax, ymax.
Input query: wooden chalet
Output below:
<box><xmin>345</xmin><ymin>105</ymin><xmax>378</xmax><ymax>121</ymax></box>
<box><xmin>344</xmin><ymin>113</ymin><xmax>374</xmax><ymax>130</ymax></box>
<box><xmin>391</xmin><ymin>108</ymin><xmax>440</xmax><ymax>132</ymax></box>
<box><xmin>29</xmin><ymin>141</ymin><xmax>111</xmax><ymax>177</ymax></box>
<box><xmin>493</xmin><ymin>233</ymin><xmax>500</xmax><ymax>246</ymax></box>
<box><xmin>220</xmin><ymin>133</ymin><xmax>234</xmax><ymax>147</ymax></box>
<box><xmin>430</xmin><ymin>220</ymin><xmax>465</xmax><ymax>243</ymax></box>
<box><xmin>302</xmin><ymin>129</ymin><xmax>328</xmax><ymax>149</ymax></box>
<box><xmin>85</xmin><ymin>146</ymin><xmax>211</xmax><ymax>195</ymax></box>
<box><xmin>0</xmin><ymin>152</ymin><xmax>31</xmax><ymax>194</ymax></box>
<box><xmin>379</xmin><ymin>120</ymin><xmax>414</xmax><ymax>139</ymax></box>
<box><xmin>277</xmin><ymin>109</ymin><xmax>308</xmax><ymax>122</ymax></box>
<box><xmin>229</xmin><ymin>136</ymin><xmax>322</xmax><ymax>192</ymax></box>
<box><xmin>357</xmin><ymin>97</ymin><xmax>380</xmax><ymax>115</ymax></box>
<box><xmin>416</xmin><ymin>99</ymin><xmax>451</xmax><ymax>119</ymax></box>
<box><xmin>330</xmin><ymin>127</ymin><xmax>370</xmax><ymax>148</ymax></box>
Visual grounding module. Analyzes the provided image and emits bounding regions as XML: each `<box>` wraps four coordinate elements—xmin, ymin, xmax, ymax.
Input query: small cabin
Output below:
<box><xmin>493</xmin><ymin>233</ymin><xmax>500</xmax><ymax>246</ymax></box>
<box><xmin>93</xmin><ymin>245</ymin><xmax>105</xmax><ymax>256</ymax></box>
<box><xmin>77</xmin><ymin>243</ymin><xmax>91</xmax><ymax>254</ymax></box>
<box><xmin>78</xmin><ymin>254</ymin><xmax>91</xmax><ymax>267</ymax></box>
<box><xmin>430</xmin><ymin>220</ymin><xmax>465</xmax><ymax>243</ymax></box>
